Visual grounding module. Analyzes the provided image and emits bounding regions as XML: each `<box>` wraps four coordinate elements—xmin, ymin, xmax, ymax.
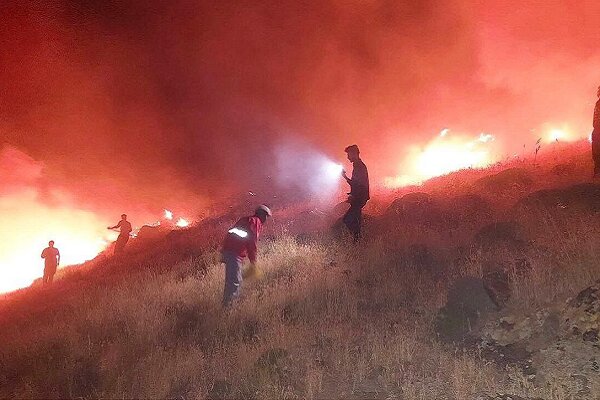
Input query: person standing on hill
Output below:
<box><xmin>41</xmin><ymin>240</ymin><xmax>60</xmax><ymax>285</ymax></box>
<box><xmin>593</xmin><ymin>86</ymin><xmax>600</xmax><ymax>177</ymax></box>
<box><xmin>221</xmin><ymin>205</ymin><xmax>272</xmax><ymax>307</ymax></box>
<box><xmin>108</xmin><ymin>214</ymin><xmax>132</xmax><ymax>255</ymax></box>
<box><xmin>342</xmin><ymin>144</ymin><xmax>370</xmax><ymax>242</ymax></box>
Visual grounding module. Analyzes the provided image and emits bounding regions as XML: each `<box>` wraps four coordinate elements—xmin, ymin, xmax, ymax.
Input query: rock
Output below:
<box><xmin>436</xmin><ymin>277</ymin><xmax>498</xmax><ymax>342</ymax></box>
<box><xmin>483</xmin><ymin>270</ymin><xmax>511</xmax><ymax>309</ymax></box>
<box><xmin>385</xmin><ymin>192</ymin><xmax>442</xmax><ymax>225</ymax></box>
<box><xmin>563</xmin><ymin>279</ymin><xmax>600</xmax><ymax>342</ymax></box>
<box><xmin>207</xmin><ymin>379</ymin><xmax>232</xmax><ymax>400</ymax></box>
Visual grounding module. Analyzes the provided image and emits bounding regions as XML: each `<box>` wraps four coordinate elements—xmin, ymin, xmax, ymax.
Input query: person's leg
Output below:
<box><xmin>354</xmin><ymin>203</ymin><xmax>365</xmax><ymax>242</ymax></box>
<box><xmin>42</xmin><ymin>266</ymin><xmax>49</xmax><ymax>284</ymax></box>
<box><xmin>48</xmin><ymin>269</ymin><xmax>55</xmax><ymax>284</ymax></box>
<box><xmin>344</xmin><ymin>202</ymin><xmax>364</xmax><ymax>241</ymax></box>
<box><xmin>115</xmin><ymin>235</ymin><xmax>126</xmax><ymax>254</ymax></box>
<box><xmin>343</xmin><ymin>203</ymin><xmax>358</xmax><ymax>237</ymax></box>
<box><xmin>222</xmin><ymin>252</ymin><xmax>243</xmax><ymax>307</ymax></box>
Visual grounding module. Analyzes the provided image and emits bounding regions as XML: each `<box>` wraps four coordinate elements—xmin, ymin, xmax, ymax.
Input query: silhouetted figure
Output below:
<box><xmin>41</xmin><ymin>240</ymin><xmax>60</xmax><ymax>285</ymax></box>
<box><xmin>342</xmin><ymin>145</ymin><xmax>370</xmax><ymax>242</ymax></box>
<box><xmin>221</xmin><ymin>205</ymin><xmax>272</xmax><ymax>307</ymax></box>
<box><xmin>108</xmin><ymin>214</ymin><xmax>132</xmax><ymax>255</ymax></box>
<box><xmin>593</xmin><ymin>86</ymin><xmax>600</xmax><ymax>177</ymax></box>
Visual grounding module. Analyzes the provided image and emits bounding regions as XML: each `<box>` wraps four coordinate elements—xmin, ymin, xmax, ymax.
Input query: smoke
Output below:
<box><xmin>0</xmin><ymin>146</ymin><xmax>122</xmax><ymax>292</ymax></box>
<box><xmin>1</xmin><ymin>0</ymin><xmax>599</xmax><ymax>208</ymax></box>
<box><xmin>273</xmin><ymin>139</ymin><xmax>344</xmax><ymax>202</ymax></box>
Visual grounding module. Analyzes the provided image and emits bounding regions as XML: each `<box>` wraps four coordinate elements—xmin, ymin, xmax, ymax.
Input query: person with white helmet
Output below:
<box><xmin>221</xmin><ymin>205</ymin><xmax>272</xmax><ymax>307</ymax></box>
<box><xmin>592</xmin><ymin>86</ymin><xmax>600</xmax><ymax>177</ymax></box>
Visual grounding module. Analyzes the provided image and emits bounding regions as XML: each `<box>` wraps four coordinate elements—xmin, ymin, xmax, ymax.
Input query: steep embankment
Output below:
<box><xmin>1</xmin><ymin>141</ymin><xmax>599</xmax><ymax>399</ymax></box>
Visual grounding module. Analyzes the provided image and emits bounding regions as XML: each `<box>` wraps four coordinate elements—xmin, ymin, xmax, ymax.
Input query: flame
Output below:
<box><xmin>164</xmin><ymin>209</ymin><xmax>173</xmax><ymax>220</ymax></box>
<box><xmin>176</xmin><ymin>218</ymin><xmax>189</xmax><ymax>228</ymax></box>
<box><xmin>384</xmin><ymin>129</ymin><xmax>497</xmax><ymax>188</ymax></box>
<box><xmin>0</xmin><ymin>191</ymin><xmax>114</xmax><ymax>293</ymax></box>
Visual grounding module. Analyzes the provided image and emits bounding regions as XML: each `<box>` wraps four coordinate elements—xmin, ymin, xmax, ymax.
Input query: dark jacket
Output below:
<box><xmin>347</xmin><ymin>159</ymin><xmax>370</xmax><ymax>203</ymax></box>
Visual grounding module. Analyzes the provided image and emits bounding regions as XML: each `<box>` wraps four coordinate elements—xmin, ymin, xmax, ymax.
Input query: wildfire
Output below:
<box><xmin>176</xmin><ymin>218</ymin><xmax>190</xmax><ymax>228</ymax></box>
<box><xmin>0</xmin><ymin>192</ymin><xmax>115</xmax><ymax>294</ymax></box>
<box><xmin>384</xmin><ymin>129</ymin><xmax>497</xmax><ymax>188</ymax></box>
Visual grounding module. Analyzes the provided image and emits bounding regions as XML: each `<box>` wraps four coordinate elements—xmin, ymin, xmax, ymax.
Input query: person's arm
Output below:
<box><xmin>107</xmin><ymin>221</ymin><xmax>121</xmax><ymax>230</ymax></box>
<box><xmin>41</xmin><ymin>249</ymin><xmax>46</xmax><ymax>259</ymax></box>
<box><xmin>342</xmin><ymin>170</ymin><xmax>351</xmax><ymax>184</ymax></box>
<box><xmin>246</xmin><ymin>218</ymin><xmax>261</xmax><ymax>264</ymax></box>
<box><xmin>56</xmin><ymin>249</ymin><xmax>60</xmax><ymax>265</ymax></box>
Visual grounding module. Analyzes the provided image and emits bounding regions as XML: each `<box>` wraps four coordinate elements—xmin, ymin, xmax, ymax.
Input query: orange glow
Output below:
<box><xmin>0</xmin><ymin>191</ymin><xmax>115</xmax><ymax>293</ymax></box>
<box><xmin>384</xmin><ymin>130</ymin><xmax>497</xmax><ymax>188</ymax></box>
<box><xmin>176</xmin><ymin>218</ymin><xmax>189</xmax><ymax>228</ymax></box>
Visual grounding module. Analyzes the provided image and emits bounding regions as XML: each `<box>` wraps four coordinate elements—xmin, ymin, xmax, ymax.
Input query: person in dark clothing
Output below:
<box><xmin>221</xmin><ymin>205</ymin><xmax>272</xmax><ymax>307</ymax></box>
<box><xmin>41</xmin><ymin>240</ymin><xmax>60</xmax><ymax>285</ymax></box>
<box><xmin>342</xmin><ymin>144</ymin><xmax>369</xmax><ymax>242</ymax></box>
<box><xmin>592</xmin><ymin>86</ymin><xmax>600</xmax><ymax>177</ymax></box>
<box><xmin>108</xmin><ymin>214</ymin><xmax>132</xmax><ymax>255</ymax></box>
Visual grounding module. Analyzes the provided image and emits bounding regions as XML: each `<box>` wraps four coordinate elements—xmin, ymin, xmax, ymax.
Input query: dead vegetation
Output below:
<box><xmin>0</xmin><ymin>141</ymin><xmax>599</xmax><ymax>399</ymax></box>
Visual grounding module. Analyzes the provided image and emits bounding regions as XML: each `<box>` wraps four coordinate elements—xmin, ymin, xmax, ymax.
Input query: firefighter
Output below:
<box><xmin>342</xmin><ymin>144</ymin><xmax>370</xmax><ymax>242</ymax></box>
<box><xmin>593</xmin><ymin>86</ymin><xmax>600</xmax><ymax>177</ymax></box>
<box><xmin>221</xmin><ymin>205</ymin><xmax>272</xmax><ymax>307</ymax></box>
<box><xmin>41</xmin><ymin>240</ymin><xmax>60</xmax><ymax>285</ymax></box>
<box><xmin>107</xmin><ymin>214</ymin><xmax>132</xmax><ymax>255</ymax></box>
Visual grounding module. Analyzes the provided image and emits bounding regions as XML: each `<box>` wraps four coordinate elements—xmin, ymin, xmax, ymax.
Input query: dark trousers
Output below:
<box><xmin>343</xmin><ymin>200</ymin><xmax>367</xmax><ymax>241</ymax></box>
<box><xmin>593</xmin><ymin>129</ymin><xmax>600</xmax><ymax>176</ymax></box>
<box><xmin>115</xmin><ymin>234</ymin><xmax>129</xmax><ymax>255</ymax></box>
<box><xmin>222</xmin><ymin>251</ymin><xmax>243</xmax><ymax>307</ymax></box>
<box><xmin>43</xmin><ymin>264</ymin><xmax>56</xmax><ymax>284</ymax></box>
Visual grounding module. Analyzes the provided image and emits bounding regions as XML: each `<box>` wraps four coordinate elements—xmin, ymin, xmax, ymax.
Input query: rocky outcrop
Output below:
<box><xmin>475</xmin><ymin>280</ymin><xmax>600</xmax><ymax>399</ymax></box>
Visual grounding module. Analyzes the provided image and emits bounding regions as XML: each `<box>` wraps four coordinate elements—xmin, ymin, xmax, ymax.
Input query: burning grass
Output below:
<box><xmin>1</xmin><ymin>141</ymin><xmax>599</xmax><ymax>399</ymax></box>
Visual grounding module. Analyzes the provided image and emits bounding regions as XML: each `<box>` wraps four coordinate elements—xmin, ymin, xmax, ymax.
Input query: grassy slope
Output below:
<box><xmin>1</xmin><ymin>141</ymin><xmax>599</xmax><ymax>399</ymax></box>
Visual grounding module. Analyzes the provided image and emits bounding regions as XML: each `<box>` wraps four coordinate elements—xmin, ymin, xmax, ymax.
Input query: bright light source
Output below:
<box><xmin>228</xmin><ymin>228</ymin><xmax>248</xmax><ymax>238</ymax></box>
<box><xmin>384</xmin><ymin>128</ymin><xmax>496</xmax><ymax>188</ymax></box>
<box><xmin>549</xmin><ymin>129</ymin><xmax>566</xmax><ymax>142</ymax></box>
<box><xmin>164</xmin><ymin>209</ymin><xmax>173</xmax><ymax>220</ymax></box>
<box><xmin>323</xmin><ymin>161</ymin><xmax>343</xmax><ymax>180</ymax></box>
<box><xmin>478</xmin><ymin>133</ymin><xmax>495</xmax><ymax>143</ymax></box>
<box><xmin>176</xmin><ymin>218</ymin><xmax>189</xmax><ymax>228</ymax></box>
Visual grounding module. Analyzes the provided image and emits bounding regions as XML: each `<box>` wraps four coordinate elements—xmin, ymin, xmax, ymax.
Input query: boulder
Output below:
<box><xmin>435</xmin><ymin>277</ymin><xmax>498</xmax><ymax>342</ymax></box>
<box><xmin>483</xmin><ymin>270</ymin><xmax>511</xmax><ymax>309</ymax></box>
<box><xmin>563</xmin><ymin>279</ymin><xmax>600</xmax><ymax>343</ymax></box>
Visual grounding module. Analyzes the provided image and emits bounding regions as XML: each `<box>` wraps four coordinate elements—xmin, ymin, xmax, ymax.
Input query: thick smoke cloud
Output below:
<box><xmin>1</xmin><ymin>0</ymin><xmax>599</xmax><ymax>213</ymax></box>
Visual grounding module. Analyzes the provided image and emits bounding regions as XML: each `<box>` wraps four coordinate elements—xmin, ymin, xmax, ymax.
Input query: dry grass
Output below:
<box><xmin>0</xmin><ymin>141</ymin><xmax>599</xmax><ymax>399</ymax></box>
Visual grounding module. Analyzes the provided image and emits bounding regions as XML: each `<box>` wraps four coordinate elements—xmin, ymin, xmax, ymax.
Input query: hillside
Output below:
<box><xmin>1</xmin><ymin>141</ymin><xmax>599</xmax><ymax>399</ymax></box>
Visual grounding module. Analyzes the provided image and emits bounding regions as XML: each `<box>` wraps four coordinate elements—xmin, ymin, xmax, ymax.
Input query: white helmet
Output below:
<box><xmin>256</xmin><ymin>204</ymin><xmax>272</xmax><ymax>217</ymax></box>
